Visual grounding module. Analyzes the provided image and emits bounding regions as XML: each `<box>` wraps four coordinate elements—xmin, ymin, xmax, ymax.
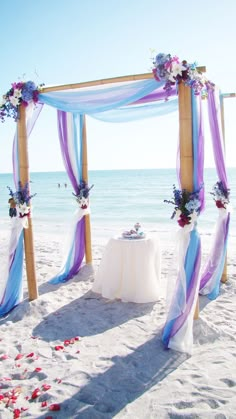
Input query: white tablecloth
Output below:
<box><xmin>92</xmin><ymin>236</ymin><xmax>161</xmax><ymax>303</ymax></box>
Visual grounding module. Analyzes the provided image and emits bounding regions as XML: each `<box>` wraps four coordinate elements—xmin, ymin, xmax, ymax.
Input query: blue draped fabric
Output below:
<box><xmin>162</xmin><ymin>91</ymin><xmax>203</xmax><ymax>354</ymax></box>
<box><xmin>0</xmin><ymin>231</ymin><xmax>24</xmax><ymax>316</ymax></box>
<box><xmin>162</xmin><ymin>228</ymin><xmax>201</xmax><ymax>350</ymax></box>
<box><xmin>38</xmin><ymin>79</ymin><xmax>165</xmax><ymax>114</ymax></box>
<box><xmin>89</xmin><ymin>98</ymin><xmax>178</xmax><ymax>123</ymax></box>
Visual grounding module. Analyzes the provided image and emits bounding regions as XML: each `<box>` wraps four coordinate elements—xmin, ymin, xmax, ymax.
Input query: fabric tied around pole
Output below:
<box><xmin>199</xmin><ymin>209</ymin><xmax>230</xmax><ymax>300</ymax></box>
<box><xmin>48</xmin><ymin>111</ymin><xmax>88</xmax><ymax>284</ymax></box>
<box><xmin>162</xmin><ymin>223</ymin><xmax>201</xmax><ymax>354</ymax></box>
<box><xmin>0</xmin><ymin>104</ymin><xmax>42</xmax><ymax>318</ymax></box>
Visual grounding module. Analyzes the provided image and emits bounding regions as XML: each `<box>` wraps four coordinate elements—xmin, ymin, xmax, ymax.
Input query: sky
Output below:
<box><xmin>1</xmin><ymin>0</ymin><xmax>236</xmax><ymax>173</ymax></box>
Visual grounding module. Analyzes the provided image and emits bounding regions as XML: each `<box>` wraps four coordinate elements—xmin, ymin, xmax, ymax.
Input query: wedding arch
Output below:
<box><xmin>0</xmin><ymin>54</ymin><xmax>234</xmax><ymax>353</ymax></box>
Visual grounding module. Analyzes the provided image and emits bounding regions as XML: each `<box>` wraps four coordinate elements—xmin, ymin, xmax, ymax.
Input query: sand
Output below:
<box><xmin>0</xmin><ymin>229</ymin><xmax>235</xmax><ymax>418</ymax></box>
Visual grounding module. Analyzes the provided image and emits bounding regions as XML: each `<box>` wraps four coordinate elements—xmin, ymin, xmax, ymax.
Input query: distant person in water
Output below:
<box><xmin>64</xmin><ymin>183</ymin><xmax>67</xmax><ymax>188</ymax></box>
<box><xmin>58</xmin><ymin>183</ymin><xmax>60</xmax><ymax>188</ymax></box>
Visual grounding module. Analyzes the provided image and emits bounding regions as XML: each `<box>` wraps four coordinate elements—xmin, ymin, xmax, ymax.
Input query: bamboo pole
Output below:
<box><xmin>41</xmin><ymin>68</ymin><xmax>206</xmax><ymax>93</ymax></box>
<box><xmin>17</xmin><ymin>105</ymin><xmax>38</xmax><ymax>300</ymax></box>
<box><xmin>82</xmin><ymin>115</ymin><xmax>92</xmax><ymax>264</ymax></box>
<box><xmin>178</xmin><ymin>82</ymin><xmax>199</xmax><ymax>319</ymax></box>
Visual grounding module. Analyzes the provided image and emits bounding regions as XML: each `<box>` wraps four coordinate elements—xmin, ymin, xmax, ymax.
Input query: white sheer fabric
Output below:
<box><xmin>93</xmin><ymin>236</ymin><xmax>161</xmax><ymax>303</ymax></box>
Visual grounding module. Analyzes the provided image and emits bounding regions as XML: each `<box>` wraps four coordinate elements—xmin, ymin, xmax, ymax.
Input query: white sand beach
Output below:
<box><xmin>0</xmin><ymin>229</ymin><xmax>235</xmax><ymax>418</ymax></box>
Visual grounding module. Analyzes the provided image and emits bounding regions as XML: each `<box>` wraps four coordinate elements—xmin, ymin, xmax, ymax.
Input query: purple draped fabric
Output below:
<box><xmin>131</xmin><ymin>86</ymin><xmax>177</xmax><ymax>105</ymax></box>
<box><xmin>207</xmin><ymin>89</ymin><xmax>228</xmax><ymax>188</ymax></box>
<box><xmin>199</xmin><ymin>88</ymin><xmax>230</xmax><ymax>296</ymax></box>
<box><xmin>57</xmin><ymin>111</ymin><xmax>79</xmax><ymax>192</ymax></box>
<box><xmin>50</xmin><ymin>110</ymin><xmax>85</xmax><ymax>283</ymax></box>
<box><xmin>65</xmin><ymin>218</ymin><xmax>85</xmax><ymax>280</ymax></box>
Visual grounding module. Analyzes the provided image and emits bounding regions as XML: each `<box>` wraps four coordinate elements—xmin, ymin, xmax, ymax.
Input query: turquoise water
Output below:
<box><xmin>0</xmin><ymin>168</ymin><xmax>235</xmax><ymax>240</ymax></box>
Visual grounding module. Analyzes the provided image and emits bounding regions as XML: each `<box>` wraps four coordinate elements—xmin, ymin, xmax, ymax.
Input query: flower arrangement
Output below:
<box><xmin>7</xmin><ymin>181</ymin><xmax>36</xmax><ymax>218</ymax></box>
<box><xmin>73</xmin><ymin>181</ymin><xmax>94</xmax><ymax>209</ymax></box>
<box><xmin>210</xmin><ymin>181</ymin><xmax>230</xmax><ymax>209</ymax></box>
<box><xmin>0</xmin><ymin>80</ymin><xmax>44</xmax><ymax>123</ymax></box>
<box><xmin>152</xmin><ymin>53</ymin><xmax>213</xmax><ymax>99</ymax></box>
<box><xmin>164</xmin><ymin>184</ymin><xmax>202</xmax><ymax>227</ymax></box>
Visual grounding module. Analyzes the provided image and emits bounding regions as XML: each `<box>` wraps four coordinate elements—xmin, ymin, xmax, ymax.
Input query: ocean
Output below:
<box><xmin>0</xmin><ymin>168</ymin><xmax>235</xmax><ymax>241</ymax></box>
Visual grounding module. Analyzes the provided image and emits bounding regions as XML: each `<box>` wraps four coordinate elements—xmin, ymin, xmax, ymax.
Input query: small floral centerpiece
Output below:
<box><xmin>7</xmin><ymin>181</ymin><xmax>36</xmax><ymax>219</ymax></box>
<box><xmin>73</xmin><ymin>181</ymin><xmax>94</xmax><ymax>209</ymax></box>
<box><xmin>210</xmin><ymin>181</ymin><xmax>230</xmax><ymax>209</ymax></box>
<box><xmin>152</xmin><ymin>52</ymin><xmax>213</xmax><ymax>99</ymax></box>
<box><xmin>164</xmin><ymin>184</ymin><xmax>202</xmax><ymax>227</ymax></box>
<box><xmin>0</xmin><ymin>80</ymin><xmax>43</xmax><ymax>123</ymax></box>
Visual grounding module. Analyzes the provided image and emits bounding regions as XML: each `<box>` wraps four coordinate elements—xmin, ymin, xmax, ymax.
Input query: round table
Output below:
<box><xmin>92</xmin><ymin>235</ymin><xmax>161</xmax><ymax>303</ymax></box>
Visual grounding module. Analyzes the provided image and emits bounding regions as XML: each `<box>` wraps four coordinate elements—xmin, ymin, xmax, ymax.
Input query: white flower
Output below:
<box><xmin>9</xmin><ymin>95</ymin><xmax>20</xmax><ymax>107</ymax></box>
<box><xmin>13</xmin><ymin>89</ymin><xmax>22</xmax><ymax>99</ymax></box>
<box><xmin>78</xmin><ymin>197</ymin><xmax>89</xmax><ymax>208</ymax></box>
<box><xmin>168</xmin><ymin>62</ymin><xmax>186</xmax><ymax>82</ymax></box>
<box><xmin>18</xmin><ymin>203</ymin><xmax>30</xmax><ymax>216</ymax></box>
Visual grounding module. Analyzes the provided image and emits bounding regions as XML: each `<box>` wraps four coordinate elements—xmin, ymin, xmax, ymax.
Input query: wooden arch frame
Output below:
<box><xmin>17</xmin><ymin>70</ymin><xmax>206</xmax><ymax>308</ymax></box>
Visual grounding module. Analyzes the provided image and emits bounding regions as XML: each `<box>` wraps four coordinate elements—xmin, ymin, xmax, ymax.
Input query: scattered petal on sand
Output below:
<box><xmin>31</xmin><ymin>388</ymin><xmax>41</xmax><ymax>399</ymax></box>
<box><xmin>49</xmin><ymin>403</ymin><xmax>61</xmax><ymax>411</ymax></box>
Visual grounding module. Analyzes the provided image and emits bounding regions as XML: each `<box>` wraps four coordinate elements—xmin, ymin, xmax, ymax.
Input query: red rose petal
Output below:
<box><xmin>26</xmin><ymin>352</ymin><xmax>34</xmax><ymax>358</ymax></box>
<box><xmin>64</xmin><ymin>339</ymin><xmax>70</xmax><ymax>346</ymax></box>
<box><xmin>41</xmin><ymin>400</ymin><xmax>48</xmax><ymax>407</ymax></box>
<box><xmin>49</xmin><ymin>403</ymin><xmax>61</xmax><ymax>411</ymax></box>
<box><xmin>42</xmin><ymin>384</ymin><xmax>51</xmax><ymax>391</ymax></box>
<box><xmin>54</xmin><ymin>345</ymin><xmax>64</xmax><ymax>351</ymax></box>
<box><xmin>74</xmin><ymin>336</ymin><xmax>80</xmax><ymax>341</ymax></box>
<box><xmin>76</xmin><ymin>350</ymin><xmax>80</xmax><ymax>354</ymax></box>
<box><xmin>1</xmin><ymin>354</ymin><xmax>9</xmax><ymax>360</ymax></box>
<box><xmin>34</xmin><ymin>367</ymin><xmax>42</xmax><ymax>372</ymax></box>
<box><xmin>13</xmin><ymin>408</ymin><xmax>21</xmax><ymax>418</ymax></box>
<box><xmin>15</xmin><ymin>354</ymin><xmax>24</xmax><ymax>360</ymax></box>
<box><xmin>31</xmin><ymin>388</ymin><xmax>41</xmax><ymax>399</ymax></box>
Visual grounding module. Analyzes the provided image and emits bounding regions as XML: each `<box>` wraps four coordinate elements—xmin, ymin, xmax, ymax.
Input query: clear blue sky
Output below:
<box><xmin>1</xmin><ymin>0</ymin><xmax>236</xmax><ymax>173</ymax></box>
